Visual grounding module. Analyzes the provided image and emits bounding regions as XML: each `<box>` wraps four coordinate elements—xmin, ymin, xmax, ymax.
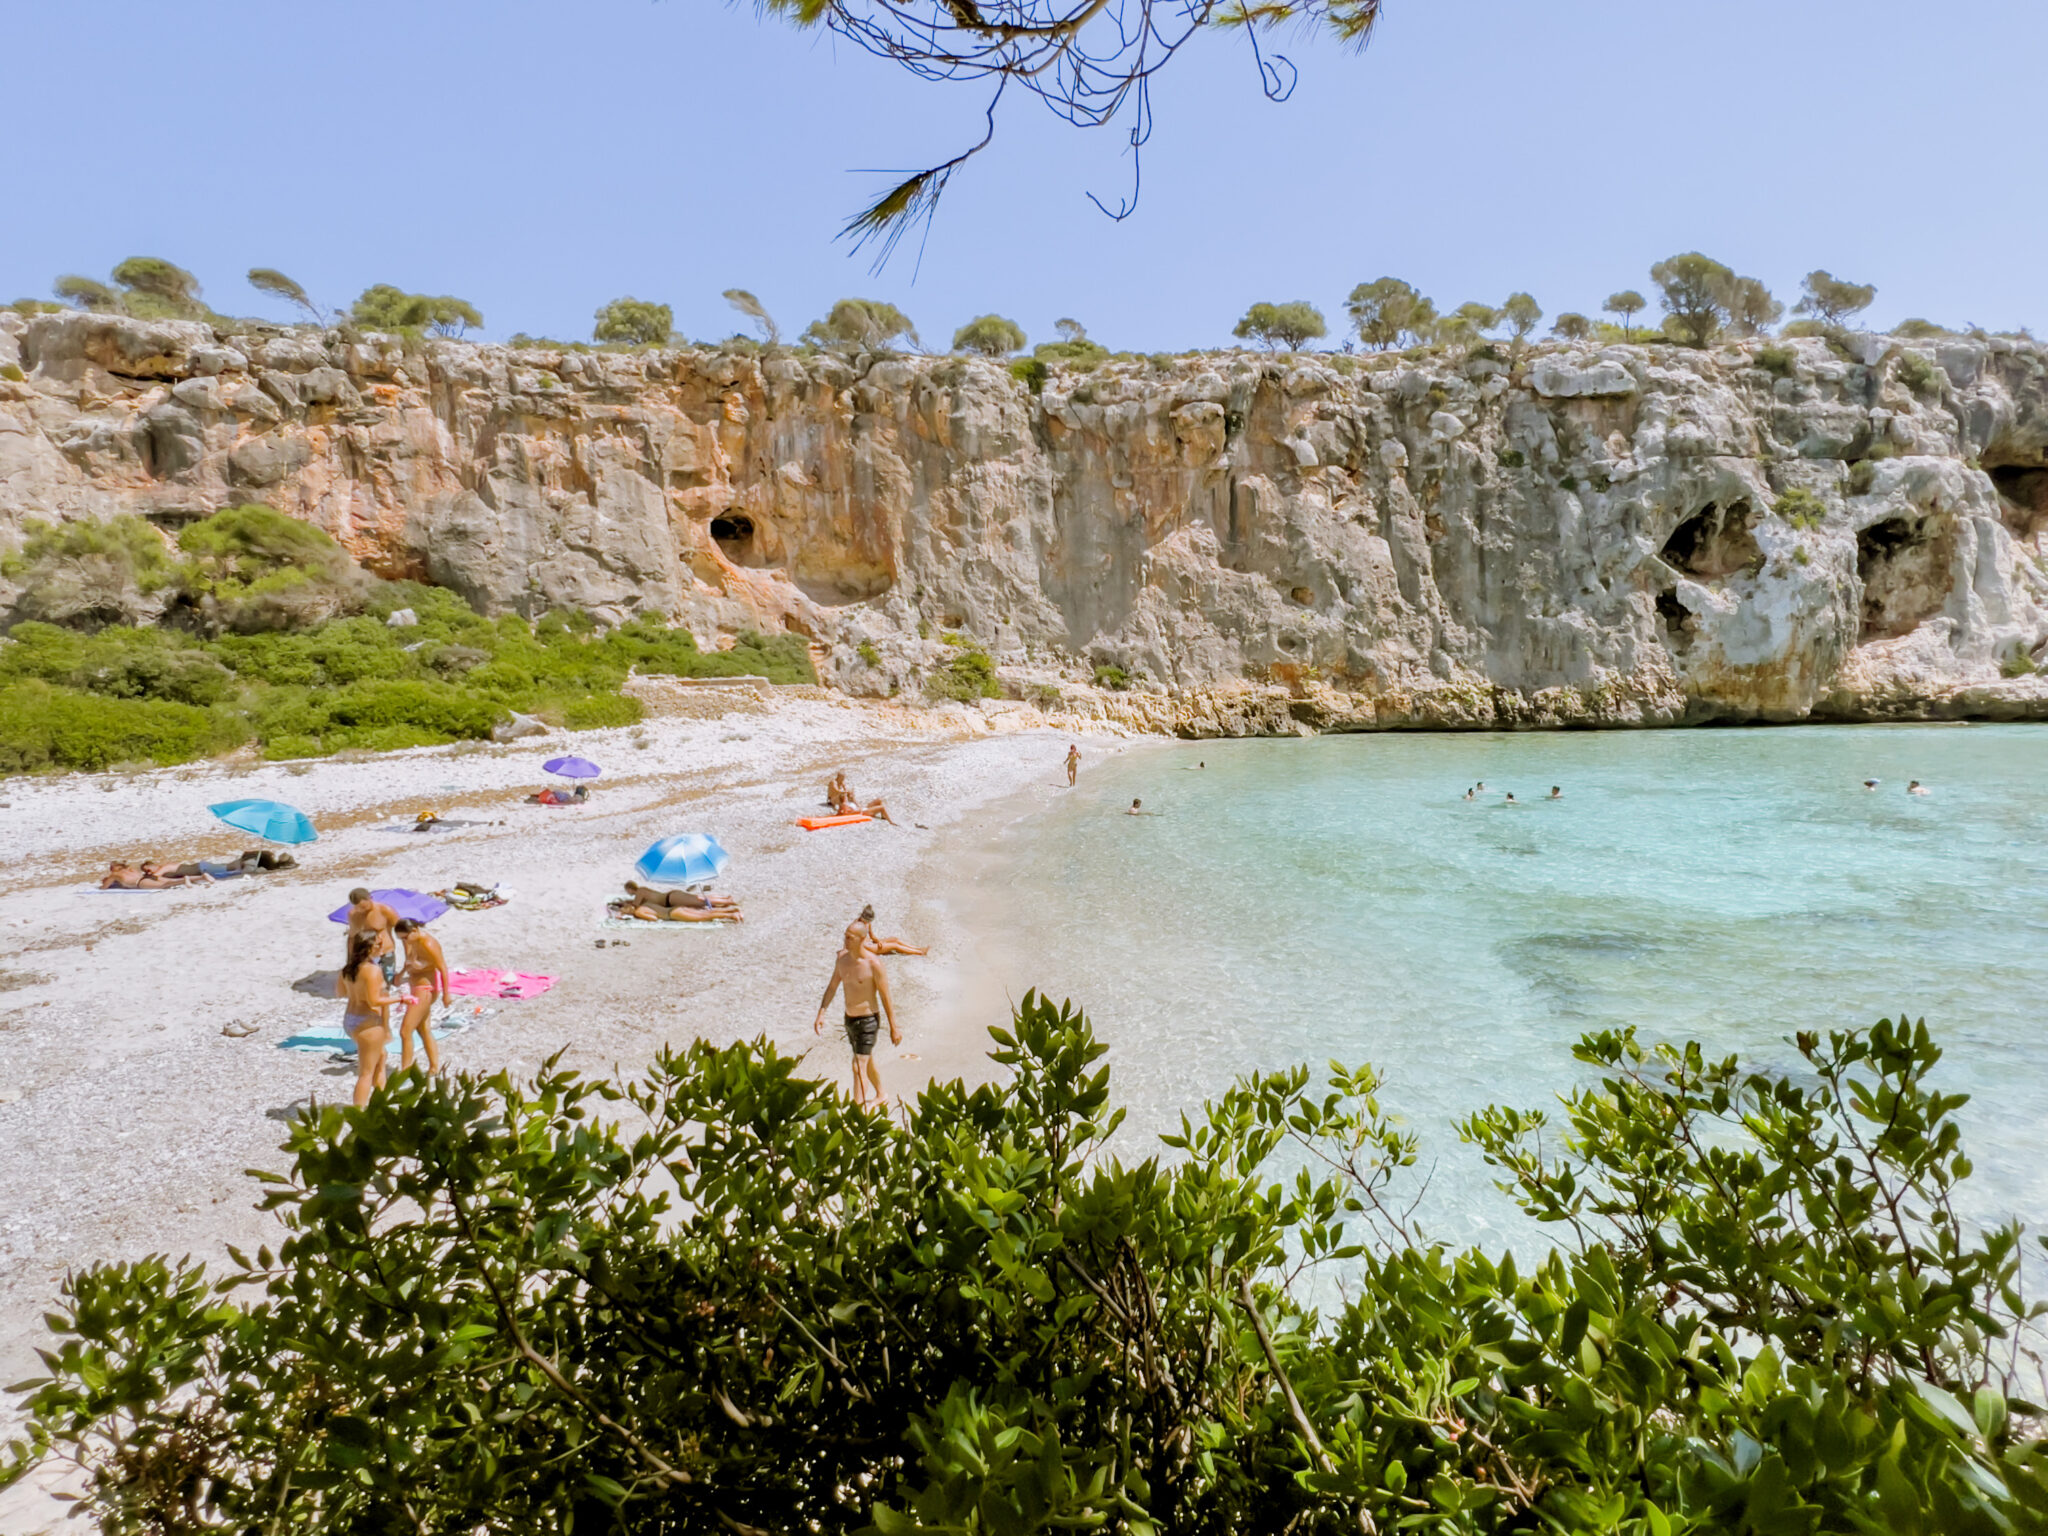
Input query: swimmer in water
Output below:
<box><xmin>1504</xmin><ymin>792</ymin><xmax>1518</xmax><ymax>804</ymax></box>
<box><xmin>1862</xmin><ymin>779</ymin><xmax>1880</xmax><ymax>791</ymax></box>
<box><xmin>1476</xmin><ymin>781</ymin><xmax>1486</xmax><ymax>792</ymax></box>
<box><xmin>1908</xmin><ymin>780</ymin><xmax>1930</xmax><ymax>795</ymax></box>
<box><xmin>1548</xmin><ymin>786</ymin><xmax>1562</xmax><ymax>800</ymax></box>
<box><xmin>1462</xmin><ymin>787</ymin><xmax>1476</xmax><ymax>801</ymax></box>
<box><xmin>1125</xmin><ymin>798</ymin><xmax>1150</xmax><ymax>815</ymax></box>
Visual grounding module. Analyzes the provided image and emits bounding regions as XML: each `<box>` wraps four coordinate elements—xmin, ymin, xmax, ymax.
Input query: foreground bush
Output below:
<box><xmin>5</xmin><ymin>1000</ymin><xmax>2043</xmax><ymax>1533</ymax></box>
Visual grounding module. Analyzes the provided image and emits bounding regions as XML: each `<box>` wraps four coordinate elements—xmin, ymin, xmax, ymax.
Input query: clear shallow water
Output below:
<box><xmin>968</xmin><ymin>725</ymin><xmax>2048</xmax><ymax>1246</ymax></box>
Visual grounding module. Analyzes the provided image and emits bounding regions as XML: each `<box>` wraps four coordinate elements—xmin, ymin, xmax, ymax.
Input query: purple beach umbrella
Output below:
<box><xmin>327</xmin><ymin>889</ymin><xmax>451</xmax><ymax>925</ymax></box>
<box><xmin>543</xmin><ymin>755</ymin><xmax>602</xmax><ymax>779</ymax></box>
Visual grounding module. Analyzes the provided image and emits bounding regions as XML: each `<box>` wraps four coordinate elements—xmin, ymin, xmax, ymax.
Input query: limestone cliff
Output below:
<box><xmin>5</xmin><ymin>309</ymin><xmax>2048</xmax><ymax>734</ymax></box>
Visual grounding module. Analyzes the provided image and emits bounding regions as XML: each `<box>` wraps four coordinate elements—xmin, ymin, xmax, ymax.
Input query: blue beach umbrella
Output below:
<box><xmin>327</xmin><ymin>889</ymin><xmax>450</xmax><ymax>925</ymax></box>
<box><xmin>635</xmin><ymin>833</ymin><xmax>731</xmax><ymax>885</ymax></box>
<box><xmin>544</xmin><ymin>756</ymin><xmax>602</xmax><ymax>779</ymax></box>
<box><xmin>209</xmin><ymin>798</ymin><xmax>317</xmax><ymax>844</ymax></box>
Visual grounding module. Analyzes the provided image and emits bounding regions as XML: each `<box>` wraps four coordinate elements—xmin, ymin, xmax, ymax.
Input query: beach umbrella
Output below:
<box><xmin>544</xmin><ymin>755</ymin><xmax>602</xmax><ymax>779</ymax></box>
<box><xmin>635</xmin><ymin>833</ymin><xmax>730</xmax><ymax>885</ymax></box>
<box><xmin>327</xmin><ymin>889</ymin><xmax>451</xmax><ymax>925</ymax></box>
<box><xmin>210</xmin><ymin>798</ymin><xmax>317</xmax><ymax>844</ymax></box>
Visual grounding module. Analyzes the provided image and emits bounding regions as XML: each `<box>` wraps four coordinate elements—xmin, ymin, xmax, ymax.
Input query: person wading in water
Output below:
<box><xmin>814</xmin><ymin>921</ymin><xmax>900</xmax><ymax>1110</ymax></box>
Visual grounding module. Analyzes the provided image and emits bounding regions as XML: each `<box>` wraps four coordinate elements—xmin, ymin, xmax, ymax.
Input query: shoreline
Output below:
<box><xmin>0</xmin><ymin>695</ymin><xmax>1124</xmax><ymax>1487</ymax></box>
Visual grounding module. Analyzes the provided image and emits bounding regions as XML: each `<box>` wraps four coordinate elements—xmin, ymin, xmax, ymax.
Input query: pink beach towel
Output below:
<box><xmin>445</xmin><ymin>969</ymin><xmax>557</xmax><ymax>1000</ymax></box>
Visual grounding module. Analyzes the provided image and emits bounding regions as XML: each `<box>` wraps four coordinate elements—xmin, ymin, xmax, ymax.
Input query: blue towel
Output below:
<box><xmin>277</xmin><ymin>1003</ymin><xmax>494</xmax><ymax>1054</ymax></box>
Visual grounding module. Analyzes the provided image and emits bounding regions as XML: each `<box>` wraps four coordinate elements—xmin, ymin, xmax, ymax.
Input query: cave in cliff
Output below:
<box><xmin>1660</xmin><ymin>502</ymin><xmax>1760</xmax><ymax>580</ymax></box>
<box><xmin>1856</xmin><ymin>513</ymin><xmax>1954</xmax><ymax>640</ymax></box>
<box><xmin>710</xmin><ymin>514</ymin><xmax>758</xmax><ymax>564</ymax></box>
<box><xmin>1989</xmin><ymin>463</ymin><xmax>2048</xmax><ymax>538</ymax></box>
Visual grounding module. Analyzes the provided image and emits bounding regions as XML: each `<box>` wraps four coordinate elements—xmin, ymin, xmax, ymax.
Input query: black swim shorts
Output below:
<box><xmin>844</xmin><ymin>1013</ymin><xmax>880</xmax><ymax>1055</ymax></box>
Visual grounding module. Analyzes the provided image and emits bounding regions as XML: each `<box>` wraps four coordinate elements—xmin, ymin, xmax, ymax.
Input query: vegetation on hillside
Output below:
<box><xmin>4</xmin><ymin>999</ymin><xmax>2043</xmax><ymax>1533</ymax></box>
<box><xmin>0</xmin><ymin>508</ymin><xmax>811</xmax><ymax>774</ymax></box>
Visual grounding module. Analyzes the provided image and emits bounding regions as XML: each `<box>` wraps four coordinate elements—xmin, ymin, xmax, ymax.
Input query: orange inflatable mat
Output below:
<box><xmin>796</xmin><ymin>813</ymin><xmax>873</xmax><ymax>831</ymax></box>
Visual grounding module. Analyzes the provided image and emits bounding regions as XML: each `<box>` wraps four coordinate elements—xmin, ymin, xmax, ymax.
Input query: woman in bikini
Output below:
<box><xmin>828</xmin><ymin>771</ymin><xmax>895</xmax><ymax>824</ymax></box>
<box><xmin>856</xmin><ymin>903</ymin><xmax>927</xmax><ymax>957</ymax></box>
<box><xmin>340</xmin><ymin>931</ymin><xmax>400</xmax><ymax>1107</ymax></box>
<box><xmin>615</xmin><ymin>882</ymin><xmax>743</xmax><ymax>923</ymax></box>
<box><xmin>393</xmin><ymin>917</ymin><xmax>449</xmax><ymax>1075</ymax></box>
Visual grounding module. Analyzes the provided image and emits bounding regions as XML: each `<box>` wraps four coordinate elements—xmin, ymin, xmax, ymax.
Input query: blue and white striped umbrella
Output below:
<box><xmin>634</xmin><ymin>834</ymin><xmax>730</xmax><ymax>885</ymax></box>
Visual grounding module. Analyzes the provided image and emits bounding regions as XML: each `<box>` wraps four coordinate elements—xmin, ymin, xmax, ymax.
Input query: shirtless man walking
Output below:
<box><xmin>344</xmin><ymin>888</ymin><xmax>402</xmax><ymax>987</ymax></box>
<box><xmin>814</xmin><ymin>922</ymin><xmax>899</xmax><ymax>1110</ymax></box>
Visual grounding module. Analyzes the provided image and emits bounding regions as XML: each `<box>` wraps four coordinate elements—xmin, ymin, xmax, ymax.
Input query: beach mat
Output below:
<box><xmin>797</xmin><ymin>814</ymin><xmax>873</xmax><ymax>831</ymax></box>
<box><xmin>446</xmin><ymin>968</ymin><xmax>556</xmax><ymax>999</ymax></box>
<box><xmin>277</xmin><ymin>1002</ymin><xmax>497</xmax><ymax>1054</ymax></box>
<box><xmin>378</xmin><ymin>818</ymin><xmax>499</xmax><ymax>834</ymax></box>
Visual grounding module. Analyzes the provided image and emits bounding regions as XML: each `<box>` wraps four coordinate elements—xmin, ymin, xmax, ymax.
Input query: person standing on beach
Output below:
<box><xmin>393</xmin><ymin>917</ymin><xmax>448</xmax><ymax>1075</ymax></box>
<box><xmin>815</xmin><ymin>922</ymin><xmax>899</xmax><ymax>1110</ymax></box>
<box><xmin>1065</xmin><ymin>744</ymin><xmax>1081</xmax><ymax>786</ymax></box>
<box><xmin>339</xmin><ymin>932</ymin><xmax>399</xmax><ymax>1107</ymax></box>
<box><xmin>343</xmin><ymin>889</ymin><xmax>402</xmax><ymax>987</ymax></box>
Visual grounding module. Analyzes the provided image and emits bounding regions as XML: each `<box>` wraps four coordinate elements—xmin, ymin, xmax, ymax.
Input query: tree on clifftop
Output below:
<box><xmin>52</xmin><ymin>257</ymin><xmax>206</xmax><ymax>321</ymax></box>
<box><xmin>1345</xmin><ymin>277</ymin><xmax>1435</xmax><ymax>350</ymax></box>
<box><xmin>1233</xmin><ymin>301</ymin><xmax>1326</xmax><ymax>351</ymax></box>
<box><xmin>248</xmin><ymin>268</ymin><xmax>324</xmax><ymax>324</ymax></box>
<box><xmin>1722</xmin><ymin>275</ymin><xmax>1783</xmax><ymax>338</ymax></box>
<box><xmin>951</xmin><ymin>314</ymin><xmax>1026</xmax><ymax>356</ymax></box>
<box><xmin>593</xmin><ymin>297</ymin><xmax>674</xmax><ymax>346</ymax></box>
<box><xmin>764</xmin><ymin>0</ymin><xmax>1387</xmax><ymax>259</ymax></box>
<box><xmin>1796</xmin><ymin>270</ymin><xmax>1877</xmax><ymax>326</ymax></box>
<box><xmin>1649</xmin><ymin>253</ymin><xmax>1734</xmax><ymax>347</ymax></box>
<box><xmin>1604</xmin><ymin>289</ymin><xmax>1646</xmax><ymax>340</ymax></box>
<box><xmin>802</xmin><ymin>298</ymin><xmax>920</xmax><ymax>352</ymax></box>
<box><xmin>723</xmin><ymin>289</ymin><xmax>781</xmax><ymax>345</ymax></box>
<box><xmin>1551</xmin><ymin>312</ymin><xmax>1592</xmax><ymax>341</ymax></box>
<box><xmin>350</xmin><ymin>285</ymin><xmax>483</xmax><ymax>337</ymax></box>
<box><xmin>1502</xmin><ymin>292</ymin><xmax>1542</xmax><ymax>357</ymax></box>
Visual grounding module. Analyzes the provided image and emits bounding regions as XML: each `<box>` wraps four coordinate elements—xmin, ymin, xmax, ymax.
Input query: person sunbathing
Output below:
<box><xmin>828</xmin><ymin>770</ymin><xmax>894</xmax><ymax>825</ymax></box>
<box><xmin>99</xmin><ymin>862</ymin><xmax>144</xmax><ymax>889</ymax></box>
<box><xmin>855</xmin><ymin>903</ymin><xmax>926</xmax><ymax>956</ymax></box>
<box><xmin>142</xmin><ymin>859</ymin><xmax>217</xmax><ymax>884</ymax></box>
<box><xmin>612</xmin><ymin>888</ymin><xmax>742</xmax><ymax>923</ymax></box>
<box><xmin>526</xmin><ymin>784</ymin><xmax>590</xmax><ymax>806</ymax></box>
<box><xmin>623</xmin><ymin>880</ymin><xmax>740</xmax><ymax>914</ymax></box>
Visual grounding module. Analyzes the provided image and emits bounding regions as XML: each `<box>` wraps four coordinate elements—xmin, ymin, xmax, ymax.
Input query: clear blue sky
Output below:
<box><xmin>5</xmin><ymin>0</ymin><xmax>2039</xmax><ymax>350</ymax></box>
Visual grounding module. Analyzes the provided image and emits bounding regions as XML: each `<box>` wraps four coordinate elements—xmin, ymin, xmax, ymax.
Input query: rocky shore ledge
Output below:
<box><xmin>5</xmin><ymin>310</ymin><xmax>2048</xmax><ymax>735</ymax></box>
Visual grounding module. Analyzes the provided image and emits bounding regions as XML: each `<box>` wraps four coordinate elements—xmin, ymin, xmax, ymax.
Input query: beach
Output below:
<box><xmin>0</xmin><ymin>688</ymin><xmax>1129</xmax><ymax>1458</ymax></box>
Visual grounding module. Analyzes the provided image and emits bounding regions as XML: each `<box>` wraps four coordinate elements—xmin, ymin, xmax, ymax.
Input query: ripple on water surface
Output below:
<box><xmin>971</xmin><ymin>725</ymin><xmax>2048</xmax><ymax>1245</ymax></box>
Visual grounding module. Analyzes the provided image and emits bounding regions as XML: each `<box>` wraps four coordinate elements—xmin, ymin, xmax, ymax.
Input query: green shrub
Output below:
<box><xmin>857</xmin><ymin>641</ymin><xmax>882</xmax><ymax>668</ymax></box>
<box><xmin>9</xmin><ymin>1005</ymin><xmax>2046</xmax><ymax>1536</ymax></box>
<box><xmin>2</xmin><ymin>515</ymin><xmax>178</xmax><ymax>629</ymax></box>
<box><xmin>1031</xmin><ymin>338</ymin><xmax>1108</xmax><ymax>370</ymax></box>
<box><xmin>1755</xmin><ymin>344</ymin><xmax>1796</xmax><ymax>378</ymax></box>
<box><xmin>1848</xmin><ymin>461</ymin><xmax>1878</xmax><ymax>496</ymax></box>
<box><xmin>927</xmin><ymin>642</ymin><xmax>999</xmax><ymax>702</ymax></box>
<box><xmin>1497</xmin><ymin>447</ymin><xmax>1526</xmax><ymax>469</ymax></box>
<box><xmin>1896</xmin><ymin>350</ymin><xmax>1943</xmax><ymax>397</ymax></box>
<box><xmin>1773</xmin><ymin>487</ymin><xmax>1827</xmax><ymax>530</ymax></box>
<box><xmin>0</xmin><ymin>363</ymin><xmax>23</xmax><ymax>382</ymax></box>
<box><xmin>1093</xmin><ymin>663</ymin><xmax>1130</xmax><ymax>690</ymax></box>
<box><xmin>559</xmin><ymin>692</ymin><xmax>645</xmax><ymax>730</ymax></box>
<box><xmin>2001</xmin><ymin>650</ymin><xmax>2038</xmax><ymax>679</ymax></box>
<box><xmin>1008</xmin><ymin>357</ymin><xmax>1049</xmax><ymax>394</ymax></box>
<box><xmin>174</xmin><ymin>504</ymin><xmax>368</xmax><ymax>633</ymax></box>
<box><xmin>0</xmin><ymin>680</ymin><xmax>245</xmax><ymax>773</ymax></box>
<box><xmin>951</xmin><ymin>314</ymin><xmax>1025</xmax><ymax>357</ymax></box>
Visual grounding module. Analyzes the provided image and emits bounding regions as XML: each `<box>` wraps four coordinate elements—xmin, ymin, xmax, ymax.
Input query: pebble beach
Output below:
<box><xmin>0</xmin><ymin>686</ymin><xmax>1131</xmax><ymax>1518</ymax></box>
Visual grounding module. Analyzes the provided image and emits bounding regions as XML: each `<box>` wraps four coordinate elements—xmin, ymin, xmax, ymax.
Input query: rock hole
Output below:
<box><xmin>1654</xmin><ymin>590</ymin><xmax>1694</xmax><ymax>650</ymax></box>
<box><xmin>1289</xmin><ymin>586</ymin><xmax>1314</xmax><ymax>606</ymax></box>
<box><xmin>1856</xmin><ymin>514</ymin><xmax>1953</xmax><ymax>640</ymax></box>
<box><xmin>1989</xmin><ymin>464</ymin><xmax>2048</xmax><ymax>538</ymax></box>
<box><xmin>709</xmin><ymin>514</ymin><xmax>755</xmax><ymax>559</ymax></box>
<box><xmin>1660</xmin><ymin>501</ymin><xmax>1758</xmax><ymax>580</ymax></box>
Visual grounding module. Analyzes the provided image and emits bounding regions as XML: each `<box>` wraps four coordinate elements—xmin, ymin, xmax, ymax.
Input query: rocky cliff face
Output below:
<box><xmin>5</xmin><ymin>309</ymin><xmax>2048</xmax><ymax>733</ymax></box>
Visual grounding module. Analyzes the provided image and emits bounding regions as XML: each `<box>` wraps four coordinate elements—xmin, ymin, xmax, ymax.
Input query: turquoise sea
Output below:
<box><xmin>965</xmin><ymin>724</ymin><xmax>2048</xmax><ymax>1245</ymax></box>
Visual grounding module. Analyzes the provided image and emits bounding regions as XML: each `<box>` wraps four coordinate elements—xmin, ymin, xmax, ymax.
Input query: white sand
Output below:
<box><xmin>0</xmin><ymin>687</ymin><xmax>1132</xmax><ymax>1512</ymax></box>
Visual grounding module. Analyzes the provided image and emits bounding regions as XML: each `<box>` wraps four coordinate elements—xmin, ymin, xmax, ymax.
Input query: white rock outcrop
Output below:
<box><xmin>4</xmin><ymin>310</ymin><xmax>2047</xmax><ymax>734</ymax></box>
